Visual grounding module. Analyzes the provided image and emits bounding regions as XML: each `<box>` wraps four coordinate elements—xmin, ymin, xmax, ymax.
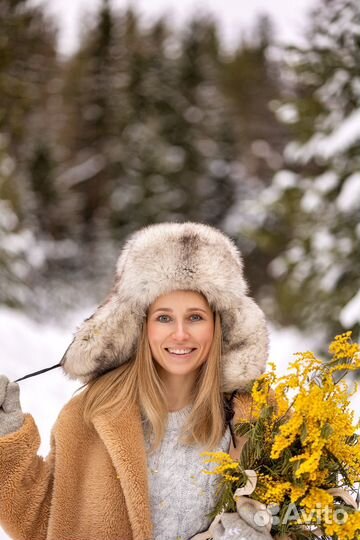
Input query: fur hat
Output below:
<box><xmin>61</xmin><ymin>222</ymin><xmax>269</xmax><ymax>392</ymax></box>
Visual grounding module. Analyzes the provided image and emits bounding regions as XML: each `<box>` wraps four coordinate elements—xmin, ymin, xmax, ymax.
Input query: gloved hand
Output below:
<box><xmin>211</xmin><ymin>511</ymin><xmax>273</xmax><ymax>540</ymax></box>
<box><xmin>0</xmin><ymin>375</ymin><xmax>24</xmax><ymax>436</ymax></box>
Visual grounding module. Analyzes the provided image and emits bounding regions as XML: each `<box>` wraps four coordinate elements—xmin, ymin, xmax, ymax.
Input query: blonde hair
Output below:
<box><xmin>82</xmin><ymin>311</ymin><xmax>226</xmax><ymax>451</ymax></box>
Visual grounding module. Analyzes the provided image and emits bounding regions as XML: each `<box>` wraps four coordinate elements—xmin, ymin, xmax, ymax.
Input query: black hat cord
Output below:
<box><xmin>14</xmin><ymin>363</ymin><xmax>62</xmax><ymax>383</ymax></box>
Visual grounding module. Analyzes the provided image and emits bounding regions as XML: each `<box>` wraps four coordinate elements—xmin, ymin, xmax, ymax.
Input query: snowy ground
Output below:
<box><xmin>0</xmin><ymin>306</ymin><xmax>359</xmax><ymax>539</ymax></box>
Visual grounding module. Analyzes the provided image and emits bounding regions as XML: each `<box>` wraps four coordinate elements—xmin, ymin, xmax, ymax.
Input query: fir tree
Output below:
<box><xmin>61</xmin><ymin>7</ymin><xmax>240</xmax><ymax>237</ymax></box>
<box><xmin>0</xmin><ymin>0</ymin><xmax>59</xmax><ymax>309</ymax></box>
<box><xmin>0</xmin><ymin>135</ymin><xmax>38</xmax><ymax>308</ymax></box>
<box><xmin>106</xmin><ymin>12</ymin><xmax>240</xmax><ymax>231</ymax></box>
<box><xmin>250</xmin><ymin>0</ymin><xmax>360</xmax><ymax>341</ymax></box>
<box><xmin>60</xmin><ymin>0</ymin><xmax>118</xmax><ymax>241</ymax></box>
<box><xmin>220</xmin><ymin>15</ymin><xmax>289</xmax><ymax>293</ymax></box>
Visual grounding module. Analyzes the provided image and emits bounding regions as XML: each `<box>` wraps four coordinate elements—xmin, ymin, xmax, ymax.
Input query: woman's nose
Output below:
<box><xmin>172</xmin><ymin>322</ymin><xmax>190</xmax><ymax>340</ymax></box>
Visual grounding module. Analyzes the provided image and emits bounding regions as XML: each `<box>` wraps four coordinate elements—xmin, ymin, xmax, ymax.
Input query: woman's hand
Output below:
<box><xmin>211</xmin><ymin>511</ymin><xmax>273</xmax><ymax>540</ymax></box>
<box><xmin>0</xmin><ymin>375</ymin><xmax>24</xmax><ymax>436</ymax></box>
<box><xmin>191</xmin><ymin>502</ymin><xmax>273</xmax><ymax>540</ymax></box>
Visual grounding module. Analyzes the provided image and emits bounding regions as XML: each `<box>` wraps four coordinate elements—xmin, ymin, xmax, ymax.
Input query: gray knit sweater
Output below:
<box><xmin>142</xmin><ymin>405</ymin><xmax>232</xmax><ymax>540</ymax></box>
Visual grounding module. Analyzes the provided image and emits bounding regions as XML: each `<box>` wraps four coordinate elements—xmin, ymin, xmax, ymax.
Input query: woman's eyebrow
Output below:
<box><xmin>152</xmin><ymin>307</ymin><xmax>208</xmax><ymax>313</ymax></box>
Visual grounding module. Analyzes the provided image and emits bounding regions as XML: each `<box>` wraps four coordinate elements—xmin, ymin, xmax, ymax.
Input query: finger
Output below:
<box><xmin>0</xmin><ymin>375</ymin><xmax>10</xmax><ymax>407</ymax></box>
<box><xmin>214</xmin><ymin>513</ymin><xmax>245</xmax><ymax>540</ymax></box>
<box><xmin>237</xmin><ymin>500</ymin><xmax>272</xmax><ymax>533</ymax></box>
<box><xmin>221</xmin><ymin>512</ymin><xmax>244</xmax><ymax>530</ymax></box>
<box><xmin>2</xmin><ymin>382</ymin><xmax>21</xmax><ymax>413</ymax></box>
<box><xmin>211</xmin><ymin>523</ymin><xmax>225</xmax><ymax>538</ymax></box>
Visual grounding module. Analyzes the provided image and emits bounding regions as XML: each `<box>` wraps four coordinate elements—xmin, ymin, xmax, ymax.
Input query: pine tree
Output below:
<box><xmin>0</xmin><ymin>135</ymin><xmax>38</xmax><ymax>308</ymax></box>
<box><xmin>0</xmin><ymin>0</ymin><xmax>60</xmax><ymax>310</ymax></box>
<box><xmin>219</xmin><ymin>15</ymin><xmax>289</xmax><ymax>293</ymax></box>
<box><xmin>59</xmin><ymin>0</ymin><xmax>118</xmax><ymax>241</ymax></box>
<box><xmin>250</xmin><ymin>0</ymin><xmax>360</xmax><ymax>341</ymax></box>
<box><xmin>0</xmin><ymin>0</ymin><xmax>57</xmax><ymax>156</ymax></box>
<box><xmin>61</xmin><ymin>7</ymin><xmax>240</xmax><ymax>236</ymax></box>
<box><xmin>109</xmin><ymin>14</ymin><xmax>239</xmax><ymax>230</ymax></box>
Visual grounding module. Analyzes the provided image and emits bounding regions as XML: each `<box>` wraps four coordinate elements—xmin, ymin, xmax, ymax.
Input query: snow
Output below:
<box><xmin>340</xmin><ymin>289</ymin><xmax>360</xmax><ymax>327</ymax></box>
<box><xmin>290</xmin><ymin>109</ymin><xmax>360</xmax><ymax>162</ymax></box>
<box><xmin>56</xmin><ymin>155</ymin><xmax>106</xmax><ymax>188</ymax></box>
<box><xmin>31</xmin><ymin>0</ymin><xmax>315</xmax><ymax>56</ymax></box>
<box><xmin>268</xmin><ymin>256</ymin><xmax>288</xmax><ymax>278</ymax></box>
<box><xmin>259</xmin><ymin>170</ymin><xmax>299</xmax><ymax>207</ymax></box>
<box><xmin>0</xmin><ymin>308</ymin><xmax>359</xmax><ymax>539</ymax></box>
<box><xmin>300</xmin><ymin>189</ymin><xmax>322</xmax><ymax>212</ymax></box>
<box><xmin>274</xmin><ymin>103</ymin><xmax>299</xmax><ymax>124</ymax></box>
<box><xmin>273</xmin><ymin>170</ymin><xmax>298</xmax><ymax>189</ymax></box>
<box><xmin>319</xmin><ymin>265</ymin><xmax>344</xmax><ymax>293</ymax></box>
<box><xmin>311</xmin><ymin>229</ymin><xmax>336</xmax><ymax>252</ymax></box>
<box><xmin>313</xmin><ymin>171</ymin><xmax>339</xmax><ymax>193</ymax></box>
<box><xmin>336</xmin><ymin>172</ymin><xmax>360</xmax><ymax>213</ymax></box>
<box><xmin>0</xmin><ymin>155</ymin><xmax>15</xmax><ymax>177</ymax></box>
<box><xmin>0</xmin><ymin>308</ymin><xmax>87</xmax><ymax>454</ymax></box>
<box><xmin>0</xmin><ymin>201</ymin><xmax>18</xmax><ymax>231</ymax></box>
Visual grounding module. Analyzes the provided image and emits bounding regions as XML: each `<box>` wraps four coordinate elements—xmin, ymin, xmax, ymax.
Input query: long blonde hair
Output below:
<box><xmin>82</xmin><ymin>310</ymin><xmax>226</xmax><ymax>451</ymax></box>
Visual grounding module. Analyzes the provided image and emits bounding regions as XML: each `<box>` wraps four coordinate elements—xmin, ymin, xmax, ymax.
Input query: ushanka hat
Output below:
<box><xmin>59</xmin><ymin>222</ymin><xmax>269</xmax><ymax>392</ymax></box>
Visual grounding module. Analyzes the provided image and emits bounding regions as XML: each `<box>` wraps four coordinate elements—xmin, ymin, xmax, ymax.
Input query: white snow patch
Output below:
<box><xmin>290</xmin><ymin>109</ymin><xmax>360</xmax><ymax>162</ymax></box>
<box><xmin>311</xmin><ymin>229</ymin><xmax>336</xmax><ymax>252</ymax></box>
<box><xmin>336</xmin><ymin>173</ymin><xmax>360</xmax><ymax>213</ymax></box>
<box><xmin>0</xmin><ymin>201</ymin><xmax>18</xmax><ymax>231</ymax></box>
<box><xmin>286</xmin><ymin>245</ymin><xmax>305</xmax><ymax>263</ymax></box>
<box><xmin>268</xmin><ymin>256</ymin><xmax>288</xmax><ymax>278</ymax></box>
<box><xmin>340</xmin><ymin>289</ymin><xmax>360</xmax><ymax>327</ymax></box>
<box><xmin>56</xmin><ymin>155</ymin><xmax>106</xmax><ymax>187</ymax></box>
<box><xmin>275</xmin><ymin>103</ymin><xmax>299</xmax><ymax>124</ymax></box>
<box><xmin>0</xmin><ymin>307</ymin><xmax>94</xmax><ymax>455</ymax></box>
<box><xmin>320</xmin><ymin>265</ymin><xmax>344</xmax><ymax>293</ymax></box>
<box><xmin>300</xmin><ymin>189</ymin><xmax>322</xmax><ymax>212</ymax></box>
<box><xmin>273</xmin><ymin>170</ymin><xmax>298</xmax><ymax>189</ymax></box>
<box><xmin>269</xmin><ymin>325</ymin><xmax>320</xmax><ymax>374</ymax></box>
<box><xmin>261</xmin><ymin>170</ymin><xmax>299</xmax><ymax>206</ymax></box>
<box><xmin>313</xmin><ymin>171</ymin><xmax>339</xmax><ymax>193</ymax></box>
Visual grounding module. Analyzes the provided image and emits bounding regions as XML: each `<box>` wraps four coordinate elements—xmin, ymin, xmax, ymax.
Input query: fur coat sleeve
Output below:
<box><xmin>0</xmin><ymin>414</ymin><xmax>55</xmax><ymax>540</ymax></box>
<box><xmin>0</xmin><ymin>392</ymin><xmax>152</xmax><ymax>540</ymax></box>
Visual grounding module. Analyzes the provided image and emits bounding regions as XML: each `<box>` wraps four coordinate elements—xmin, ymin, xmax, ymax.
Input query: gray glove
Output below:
<box><xmin>0</xmin><ymin>375</ymin><xmax>24</xmax><ymax>436</ymax></box>
<box><xmin>211</xmin><ymin>506</ymin><xmax>273</xmax><ymax>540</ymax></box>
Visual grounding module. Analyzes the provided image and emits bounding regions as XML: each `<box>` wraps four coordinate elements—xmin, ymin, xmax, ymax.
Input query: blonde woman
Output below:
<box><xmin>0</xmin><ymin>222</ymin><xmax>271</xmax><ymax>540</ymax></box>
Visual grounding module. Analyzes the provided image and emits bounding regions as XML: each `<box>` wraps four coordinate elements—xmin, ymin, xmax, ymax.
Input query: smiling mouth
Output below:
<box><xmin>165</xmin><ymin>348</ymin><xmax>197</xmax><ymax>357</ymax></box>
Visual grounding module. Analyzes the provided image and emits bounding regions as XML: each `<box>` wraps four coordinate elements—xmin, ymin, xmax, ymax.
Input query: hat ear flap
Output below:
<box><xmin>221</xmin><ymin>296</ymin><xmax>269</xmax><ymax>392</ymax></box>
<box><xmin>61</xmin><ymin>292</ymin><xmax>142</xmax><ymax>382</ymax></box>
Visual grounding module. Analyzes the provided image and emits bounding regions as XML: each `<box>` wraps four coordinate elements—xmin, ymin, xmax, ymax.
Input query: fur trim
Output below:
<box><xmin>61</xmin><ymin>222</ymin><xmax>269</xmax><ymax>392</ymax></box>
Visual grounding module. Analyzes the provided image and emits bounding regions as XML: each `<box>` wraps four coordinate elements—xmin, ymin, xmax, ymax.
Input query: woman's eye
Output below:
<box><xmin>156</xmin><ymin>314</ymin><xmax>203</xmax><ymax>322</ymax></box>
<box><xmin>157</xmin><ymin>315</ymin><xmax>171</xmax><ymax>322</ymax></box>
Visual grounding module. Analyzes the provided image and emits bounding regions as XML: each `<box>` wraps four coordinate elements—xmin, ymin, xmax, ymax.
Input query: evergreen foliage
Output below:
<box><xmin>248</xmin><ymin>0</ymin><xmax>360</xmax><ymax>341</ymax></box>
<box><xmin>0</xmin><ymin>0</ymin><xmax>58</xmax><ymax>310</ymax></box>
<box><xmin>2</xmin><ymin>0</ymin><xmax>357</xmax><ymax>347</ymax></box>
<box><xmin>61</xmin><ymin>5</ymin><xmax>240</xmax><ymax>241</ymax></box>
<box><xmin>0</xmin><ymin>136</ymin><xmax>38</xmax><ymax>307</ymax></box>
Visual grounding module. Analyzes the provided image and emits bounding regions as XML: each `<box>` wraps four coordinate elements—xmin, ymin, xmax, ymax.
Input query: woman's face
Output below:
<box><xmin>147</xmin><ymin>290</ymin><xmax>214</xmax><ymax>378</ymax></box>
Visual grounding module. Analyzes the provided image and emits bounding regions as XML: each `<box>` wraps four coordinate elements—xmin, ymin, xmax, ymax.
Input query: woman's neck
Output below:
<box><xmin>158</xmin><ymin>370</ymin><xmax>197</xmax><ymax>411</ymax></box>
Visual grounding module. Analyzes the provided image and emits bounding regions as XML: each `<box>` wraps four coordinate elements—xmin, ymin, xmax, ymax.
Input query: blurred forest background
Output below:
<box><xmin>1</xmin><ymin>0</ymin><xmax>359</xmax><ymax>349</ymax></box>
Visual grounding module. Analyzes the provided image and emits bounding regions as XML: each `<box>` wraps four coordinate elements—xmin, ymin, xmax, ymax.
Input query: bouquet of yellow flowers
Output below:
<box><xmin>201</xmin><ymin>332</ymin><xmax>360</xmax><ymax>540</ymax></box>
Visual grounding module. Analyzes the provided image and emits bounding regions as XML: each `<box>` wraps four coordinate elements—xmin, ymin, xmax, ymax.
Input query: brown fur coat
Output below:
<box><xmin>0</xmin><ymin>391</ymin><xmax>251</xmax><ymax>540</ymax></box>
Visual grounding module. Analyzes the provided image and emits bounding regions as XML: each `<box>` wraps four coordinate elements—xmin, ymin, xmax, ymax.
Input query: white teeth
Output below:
<box><xmin>167</xmin><ymin>348</ymin><xmax>194</xmax><ymax>355</ymax></box>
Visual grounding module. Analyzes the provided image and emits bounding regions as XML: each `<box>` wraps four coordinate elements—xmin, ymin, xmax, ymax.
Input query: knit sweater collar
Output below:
<box><xmin>167</xmin><ymin>403</ymin><xmax>193</xmax><ymax>429</ymax></box>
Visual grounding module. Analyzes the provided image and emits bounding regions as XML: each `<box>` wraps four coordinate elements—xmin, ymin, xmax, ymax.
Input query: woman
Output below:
<box><xmin>0</xmin><ymin>222</ymin><xmax>270</xmax><ymax>540</ymax></box>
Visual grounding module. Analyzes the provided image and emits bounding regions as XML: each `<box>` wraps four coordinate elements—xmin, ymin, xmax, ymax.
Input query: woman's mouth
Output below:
<box><xmin>165</xmin><ymin>348</ymin><xmax>197</xmax><ymax>358</ymax></box>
